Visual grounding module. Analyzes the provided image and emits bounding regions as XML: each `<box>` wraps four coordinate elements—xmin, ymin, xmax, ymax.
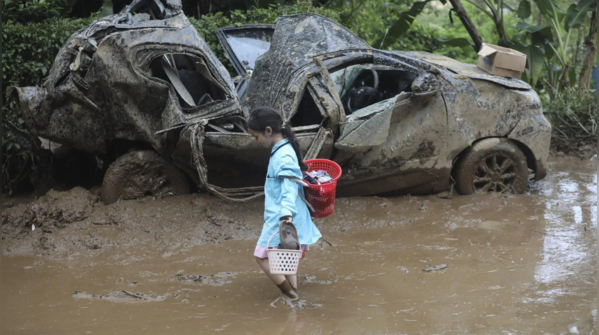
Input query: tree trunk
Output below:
<box><xmin>495</xmin><ymin>19</ymin><xmax>510</xmax><ymax>47</ymax></box>
<box><xmin>573</xmin><ymin>28</ymin><xmax>583</xmax><ymax>70</ymax></box>
<box><xmin>448</xmin><ymin>0</ymin><xmax>484</xmax><ymax>52</ymax></box>
<box><xmin>560</xmin><ymin>63</ymin><xmax>570</xmax><ymax>90</ymax></box>
<box><xmin>579</xmin><ymin>6</ymin><xmax>597</xmax><ymax>89</ymax></box>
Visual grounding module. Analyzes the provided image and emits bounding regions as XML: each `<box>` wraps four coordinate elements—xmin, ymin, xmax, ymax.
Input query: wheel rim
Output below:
<box><xmin>473</xmin><ymin>154</ymin><xmax>518</xmax><ymax>193</ymax></box>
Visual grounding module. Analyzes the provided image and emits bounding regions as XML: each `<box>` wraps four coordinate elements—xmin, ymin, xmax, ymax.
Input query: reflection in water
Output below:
<box><xmin>534</xmin><ymin>160</ymin><xmax>596</xmax><ymax>309</ymax></box>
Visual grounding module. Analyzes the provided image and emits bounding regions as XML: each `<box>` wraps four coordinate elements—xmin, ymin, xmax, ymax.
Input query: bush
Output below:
<box><xmin>545</xmin><ymin>88</ymin><xmax>597</xmax><ymax>155</ymax></box>
<box><xmin>2</xmin><ymin>0</ymin><xmax>72</xmax><ymax>24</ymax></box>
<box><xmin>2</xmin><ymin>17</ymin><xmax>95</xmax><ymax>194</ymax></box>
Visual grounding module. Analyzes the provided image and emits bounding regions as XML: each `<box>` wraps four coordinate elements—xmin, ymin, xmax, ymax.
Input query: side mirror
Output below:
<box><xmin>411</xmin><ymin>73</ymin><xmax>439</xmax><ymax>99</ymax></box>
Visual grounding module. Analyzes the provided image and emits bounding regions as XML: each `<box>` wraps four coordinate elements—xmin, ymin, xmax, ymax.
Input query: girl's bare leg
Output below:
<box><xmin>255</xmin><ymin>257</ymin><xmax>299</xmax><ymax>301</ymax></box>
<box><xmin>285</xmin><ymin>275</ymin><xmax>297</xmax><ymax>290</ymax></box>
<box><xmin>255</xmin><ymin>257</ymin><xmax>285</xmax><ymax>284</ymax></box>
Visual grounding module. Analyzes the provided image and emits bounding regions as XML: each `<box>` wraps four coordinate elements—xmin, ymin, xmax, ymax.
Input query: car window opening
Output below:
<box><xmin>205</xmin><ymin>116</ymin><xmax>248</xmax><ymax>134</ymax></box>
<box><xmin>330</xmin><ymin>65</ymin><xmax>418</xmax><ymax>115</ymax></box>
<box><xmin>150</xmin><ymin>53</ymin><xmax>227</xmax><ymax>109</ymax></box>
<box><xmin>290</xmin><ymin>89</ymin><xmax>324</xmax><ymax>128</ymax></box>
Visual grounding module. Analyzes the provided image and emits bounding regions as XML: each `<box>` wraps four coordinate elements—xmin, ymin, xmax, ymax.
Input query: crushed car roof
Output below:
<box><xmin>244</xmin><ymin>14</ymin><xmax>370</xmax><ymax>112</ymax></box>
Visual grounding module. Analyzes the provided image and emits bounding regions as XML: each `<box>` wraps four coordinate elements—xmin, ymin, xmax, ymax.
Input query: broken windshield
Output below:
<box><xmin>216</xmin><ymin>25</ymin><xmax>274</xmax><ymax>77</ymax></box>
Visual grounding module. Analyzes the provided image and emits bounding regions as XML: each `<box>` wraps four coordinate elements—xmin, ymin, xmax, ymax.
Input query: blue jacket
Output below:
<box><xmin>257</xmin><ymin>139</ymin><xmax>322</xmax><ymax>247</ymax></box>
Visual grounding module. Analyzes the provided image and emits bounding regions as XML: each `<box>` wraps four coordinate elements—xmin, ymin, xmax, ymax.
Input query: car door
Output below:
<box><xmin>313</xmin><ymin>54</ymin><xmax>449</xmax><ymax>196</ymax></box>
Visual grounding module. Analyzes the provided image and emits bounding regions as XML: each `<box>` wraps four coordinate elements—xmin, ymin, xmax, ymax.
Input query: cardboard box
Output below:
<box><xmin>477</xmin><ymin>43</ymin><xmax>528</xmax><ymax>79</ymax></box>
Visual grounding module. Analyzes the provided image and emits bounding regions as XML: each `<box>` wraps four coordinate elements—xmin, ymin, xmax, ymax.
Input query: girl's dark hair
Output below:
<box><xmin>248</xmin><ymin>106</ymin><xmax>308</xmax><ymax>171</ymax></box>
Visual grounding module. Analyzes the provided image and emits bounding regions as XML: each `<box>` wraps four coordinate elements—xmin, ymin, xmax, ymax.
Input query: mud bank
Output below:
<box><xmin>2</xmin><ymin>157</ymin><xmax>597</xmax><ymax>334</ymax></box>
<box><xmin>2</xmin><ymin>186</ymin><xmax>263</xmax><ymax>257</ymax></box>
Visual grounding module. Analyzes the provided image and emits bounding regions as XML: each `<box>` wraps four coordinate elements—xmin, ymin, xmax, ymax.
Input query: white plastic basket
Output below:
<box><xmin>267</xmin><ymin>231</ymin><xmax>302</xmax><ymax>275</ymax></box>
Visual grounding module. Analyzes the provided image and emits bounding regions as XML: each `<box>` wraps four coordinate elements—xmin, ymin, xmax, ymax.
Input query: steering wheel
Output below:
<box><xmin>346</xmin><ymin>69</ymin><xmax>380</xmax><ymax>114</ymax></box>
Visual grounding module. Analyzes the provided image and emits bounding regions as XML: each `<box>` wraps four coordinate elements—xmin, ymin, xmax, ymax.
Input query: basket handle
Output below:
<box><xmin>266</xmin><ymin>231</ymin><xmax>279</xmax><ymax>249</ymax></box>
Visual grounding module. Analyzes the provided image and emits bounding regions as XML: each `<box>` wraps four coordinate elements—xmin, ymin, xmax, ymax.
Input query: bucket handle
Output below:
<box><xmin>266</xmin><ymin>231</ymin><xmax>279</xmax><ymax>249</ymax></box>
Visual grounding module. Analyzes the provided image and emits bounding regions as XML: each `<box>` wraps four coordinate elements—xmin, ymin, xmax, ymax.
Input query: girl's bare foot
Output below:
<box><xmin>277</xmin><ymin>280</ymin><xmax>299</xmax><ymax>301</ymax></box>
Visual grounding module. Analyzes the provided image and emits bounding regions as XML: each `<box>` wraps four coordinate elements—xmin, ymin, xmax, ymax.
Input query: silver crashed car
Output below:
<box><xmin>12</xmin><ymin>0</ymin><xmax>551</xmax><ymax>204</ymax></box>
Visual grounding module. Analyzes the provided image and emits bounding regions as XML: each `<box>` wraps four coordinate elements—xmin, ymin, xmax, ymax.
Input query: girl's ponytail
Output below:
<box><xmin>281</xmin><ymin>122</ymin><xmax>309</xmax><ymax>171</ymax></box>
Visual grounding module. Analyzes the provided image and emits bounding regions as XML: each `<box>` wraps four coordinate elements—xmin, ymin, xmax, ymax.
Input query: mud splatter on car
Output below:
<box><xmin>10</xmin><ymin>0</ymin><xmax>551</xmax><ymax>203</ymax></box>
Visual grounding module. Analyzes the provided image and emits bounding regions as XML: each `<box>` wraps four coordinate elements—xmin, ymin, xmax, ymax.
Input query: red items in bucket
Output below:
<box><xmin>302</xmin><ymin>159</ymin><xmax>342</xmax><ymax>218</ymax></box>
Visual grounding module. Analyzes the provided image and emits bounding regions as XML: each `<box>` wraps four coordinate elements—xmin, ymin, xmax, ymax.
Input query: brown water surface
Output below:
<box><xmin>2</xmin><ymin>157</ymin><xmax>597</xmax><ymax>334</ymax></box>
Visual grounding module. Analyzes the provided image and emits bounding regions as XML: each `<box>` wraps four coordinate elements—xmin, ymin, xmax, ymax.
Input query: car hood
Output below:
<box><xmin>399</xmin><ymin>51</ymin><xmax>532</xmax><ymax>90</ymax></box>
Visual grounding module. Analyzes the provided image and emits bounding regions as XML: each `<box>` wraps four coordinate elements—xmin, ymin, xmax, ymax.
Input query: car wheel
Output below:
<box><xmin>454</xmin><ymin>139</ymin><xmax>528</xmax><ymax>195</ymax></box>
<box><xmin>101</xmin><ymin>150</ymin><xmax>190</xmax><ymax>205</ymax></box>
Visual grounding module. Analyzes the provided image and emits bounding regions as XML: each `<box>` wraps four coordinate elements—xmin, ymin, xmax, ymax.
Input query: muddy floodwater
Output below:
<box><xmin>2</xmin><ymin>157</ymin><xmax>597</xmax><ymax>334</ymax></box>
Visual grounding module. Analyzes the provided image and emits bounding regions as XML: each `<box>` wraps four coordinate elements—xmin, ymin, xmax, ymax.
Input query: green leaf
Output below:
<box><xmin>564</xmin><ymin>0</ymin><xmax>594</xmax><ymax>31</ymax></box>
<box><xmin>567</xmin><ymin>66</ymin><xmax>577</xmax><ymax>86</ymax></box>
<box><xmin>436</xmin><ymin>38</ymin><xmax>475</xmax><ymax>47</ymax></box>
<box><xmin>376</xmin><ymin>0</ymin><xmax>433</xmax><ymax>49</ymax></box>
<box><xmin>517</xmin><ymin>0</ymin><xmax>531</xmax><ymax>19</ymax></box>
<box><xmin>512</xmin><ymin>41</ymin><xmax>545</xmax><ymax>87</ymax></box>
<box><xmin>517</xmin><ymin>21</ymin><xmax>549</xmax><ymax>34</ymax></box>
<box><xmin>503</xmin><ymin>3</ymin><xmax>516</xmax><ymax>12</ymax></box>
<box><xmin>532</xmin><ymin>0</ymin><xmax>565</xmax><ymax>21</ymax></box>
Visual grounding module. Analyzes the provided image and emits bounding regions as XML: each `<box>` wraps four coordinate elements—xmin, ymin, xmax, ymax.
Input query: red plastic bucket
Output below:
<box><xmin>303</xmin><ymin>159</ymin><xmax>342</xmax><ymax>218</ymax></box>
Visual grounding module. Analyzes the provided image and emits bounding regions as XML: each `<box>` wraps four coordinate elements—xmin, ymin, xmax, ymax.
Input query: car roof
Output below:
<box><xmin>243</xmin><ymin>14</ymin><xmax>371</xmax><ymax>113</ymax></box>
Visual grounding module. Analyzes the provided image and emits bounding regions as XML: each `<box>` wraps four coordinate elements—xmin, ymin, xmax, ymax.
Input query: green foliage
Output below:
<box><xmin>515</xmin><ymin>0</ymin><xmax>595</xmax><ymax>92</ymax></box>
<box><xmin>564</xmin><ymin>0</ymin><xmax>594</xmax><ymax>31</ymax></box>
<box><xmin>385</xmin><ymin>1</ymin><xmax>522</xmax><ymax>63</ymax></box>
<box><xmin>375</xmin><ymin>0</ymin><xmax>442</xmax><ymax>49</ymax></box>
<box><xmin>2</xmin><ymin>0</ymin><xmax>73</xmax><ymax>23</ymax></box>
<box><xmin>2</xmin><ymin>16</ymin><xmax>94</xmax><ymax>193</ymax></box>
<box><xmin>517</xmin><ymin>0</ymin><xmax>532</xmax><ymax>19</ymax></box>
<box><xmin>331</xmin><ymin>0</ymin><xmax>413</xmax><ymax>50</ymax></box>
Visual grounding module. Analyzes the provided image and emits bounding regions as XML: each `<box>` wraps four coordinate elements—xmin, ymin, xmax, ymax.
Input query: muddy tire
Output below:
<box><xmin>454</xmin><ymin>140</ymin><xmax>528</xmax><ymax>195</ymax></box>
<box><xmin>101</xmin><ymin>150</ymin><xmax>190</xmax><ymax>205</ymax></box>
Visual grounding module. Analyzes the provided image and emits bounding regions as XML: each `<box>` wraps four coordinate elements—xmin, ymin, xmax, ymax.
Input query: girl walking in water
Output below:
<box><xmin>248</xmin><ymin>106</ymin><xmax>322</xmax><ymax>302</ymax></box>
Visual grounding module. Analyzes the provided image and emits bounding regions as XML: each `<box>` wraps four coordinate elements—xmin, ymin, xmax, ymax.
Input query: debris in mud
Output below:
<box><xmin>551</xmin><ymin>137</ymin><xmax>597</xmax><ymax>160</ymax></box>
<box><xmin>270</xmin><ymin>296</ymin><xmax>322</xmax><ymax>309</ymax></box>
<box><xmin>423</xmin><ymin>264</ymin><xmax>448</xmax><ymax>272</ymax></box>
<box><xmin>72</xmin><ymin>290</ymin><xmax>167</xmax><ymax>302</ymax></box>
<box><xmin>437</xmin><ymin>183</ymin><xmax>455</xmax><ymax>199</ymax></box>
<box><xmin>115</xmin><ymin>277</ymin><xmax>138</xmax><ymax>285</ymax></box>
<box><xmin>316</xmin><ymin>239</ymin><xmax>333</xmax><ymax>248</ymax></box>
<box><xmin>301</xmin><ymin>274</ymin><xmax>333</xmax><ymax>285</ymax></box>
<box><xmin>2</xmin><ymin>187</ymin><xmax>97</xmax><ymax>233</ymax></box>
<box><xmin>89</xmin><ymin>211</ymin><xmax>118</xmax><ymax>226</ymax></box>
<box><xmin>396</xmin><ymin>266</ymin><xmax>410</xmax><ymax>274</ymax></box>
<box><xmin>174</xmin><ymin>271</ymin><xmax>237</xmax><ymax>286</ymax></box>
<box><xmin>3</xmin><ymin>192</ymin><xmax>261</xmax><ymax>256</ymax></box>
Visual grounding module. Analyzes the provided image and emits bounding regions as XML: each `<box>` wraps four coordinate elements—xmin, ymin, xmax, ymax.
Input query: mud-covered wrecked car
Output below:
<box><xmin>12</xmin><ymin>0</ymin><xmax>551</xmax><ymax>204</ymax></box>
